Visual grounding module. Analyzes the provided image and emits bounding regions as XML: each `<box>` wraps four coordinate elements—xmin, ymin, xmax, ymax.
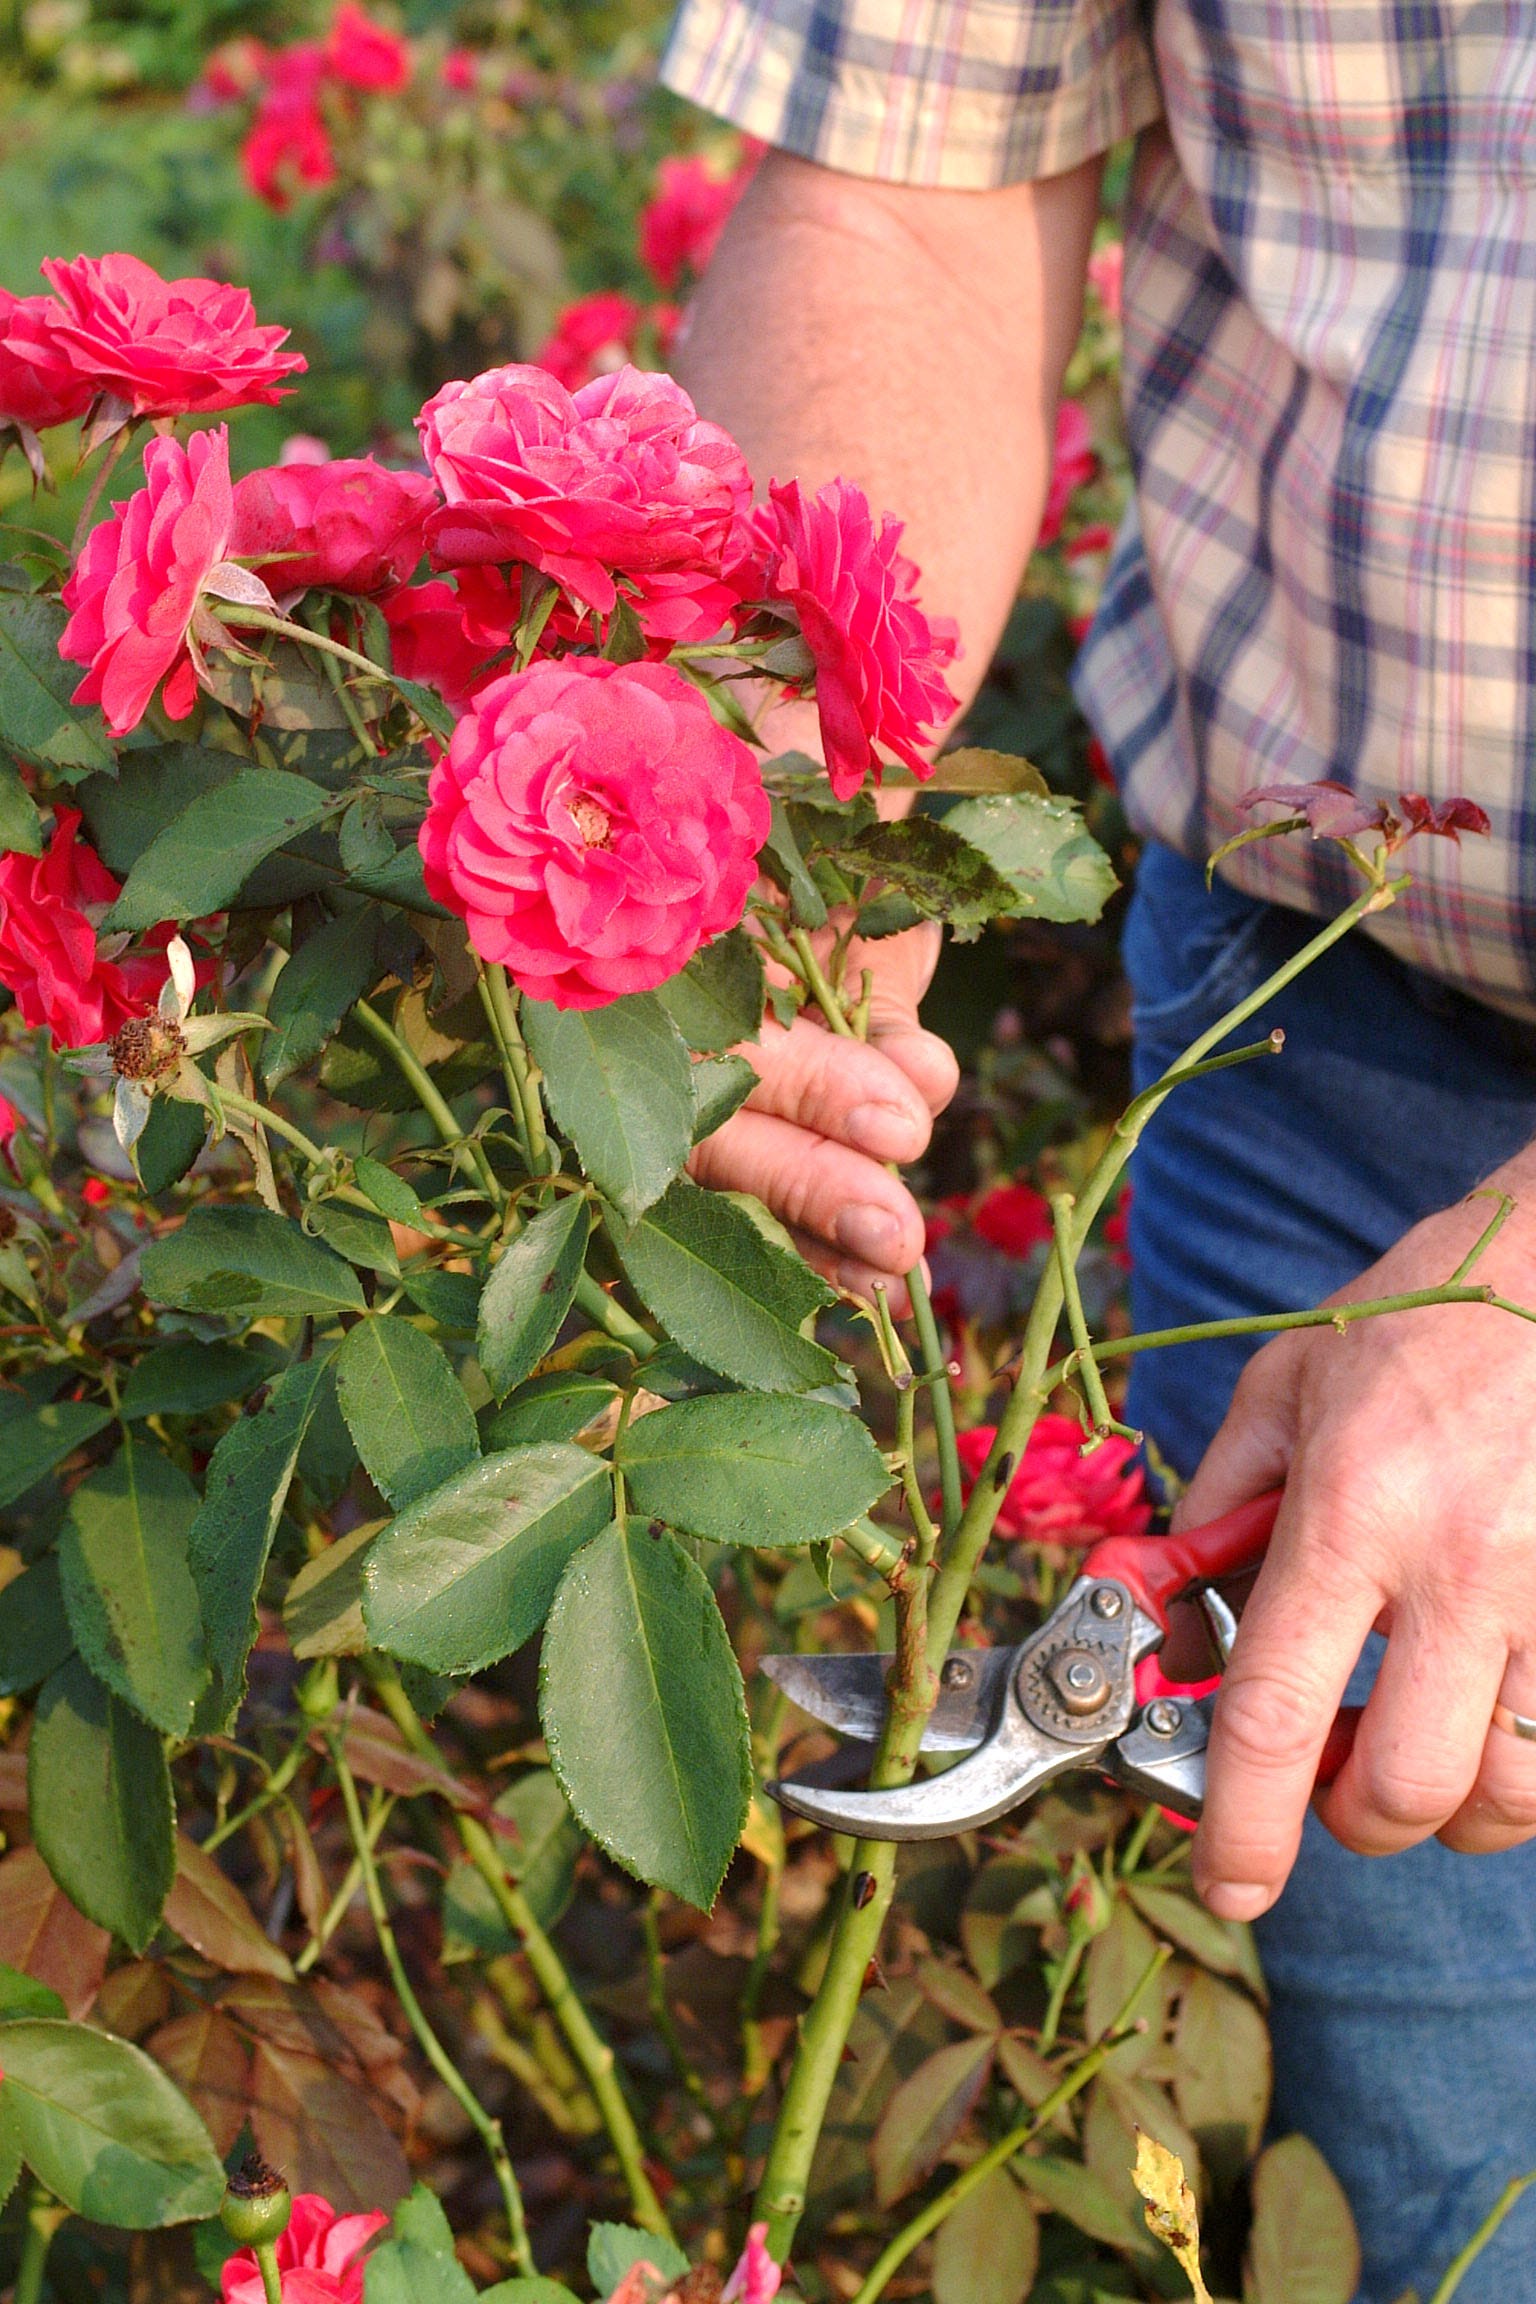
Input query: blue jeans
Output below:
<box><xmin>1123</xmin><ymin>843</ymin><xmax>1536</xmax><ymax>2302</ymax></box>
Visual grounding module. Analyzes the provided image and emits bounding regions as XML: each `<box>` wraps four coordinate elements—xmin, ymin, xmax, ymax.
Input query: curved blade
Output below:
<box><xmin>772</xmin><ymin>1704</ymin><xmax>1093</xmax><ymax>1841</ymax></box>
<box><xmin>760</xmin><ymin>1647</ymin><xmax>1013</xmax><ymax>1753</ymax></box>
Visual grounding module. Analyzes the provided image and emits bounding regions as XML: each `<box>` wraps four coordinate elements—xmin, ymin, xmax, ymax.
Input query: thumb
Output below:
<box><xmin>1172</xmin><ymin>1338</ymin><xmax>1302</xmax><ymax>1532</ymax></box>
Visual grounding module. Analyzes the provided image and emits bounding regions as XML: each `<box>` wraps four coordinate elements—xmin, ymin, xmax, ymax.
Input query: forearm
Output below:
<box><xmin>673</xmin><ymin>148</ymin><xmax>1103</xmax><ymax>722</ymax></box>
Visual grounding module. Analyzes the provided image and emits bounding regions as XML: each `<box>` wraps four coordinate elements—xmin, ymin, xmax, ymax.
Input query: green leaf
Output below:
<box><xmin>477</xmin><ymin>1196</ymin><xmax>589</xmax><ymax>1403</ymax></box>
<box><xmin>1083</xmin><ymin>1899</ymin><xmax>1167</xmax><ymax>2076</ymax></box>
<box><xmin>442</xmin><ymin>1769</ymin><xmax>583</xmax><ymax>1958</ymax></box>
<box><xmin>353</xmin><ymin>1155</ymin><xmax>424</xmax><ymax>1228</ymax></box>
<box><xmin>29</xmin><ymin>1658</ymin><xmax>175</xmax><ymax>1953</ymax></box>
<box><xmin>142</xmin><ymin>1205</ymin><xmax>366</xmax><ymax>1321</ymax></box>
<box><xmin>307</xmin><ymin>1200</ymin><xmax>401</xmax><ymax>1278</ymax></box>
<box><xmin>283</xmin><ymin>1521</ymin><xmax>377</xmax><ymax>1660</ymax></box>
<box><xmin>1171</xmin><ymin>1968</ymin><xmax>1271</xmax><ymax>2192</ymax></box>
<box><xmin>656</xmin><ymin>928</ymin><xmax>766</xmax><ymax>1052</ymax></box>
<box><xmin>891</xmin><ymin>748</ymin><xmax>1049</xmax><ymax>796</ymax></box>
<box><xmin>364</xmin><ymin>1443</ymin><xmax>612</xmax><ymax>1674</ymax></box>
<box><xmin>188</xmin><ymin>1353</ymin><xmax>335</xmax><ymax>1729</ymax></box>
<box><xmin>1244</xmin><ymin>2135</ymin><xmax>1360</xmax><ymax>2304</ymax></box>
<box><xmin>944</xmin><ymin>793</ymin><xmax>1118</xmax><ymax>925</ymax></box>
<box><xmin>827</xmin><ymin>815</ymin><xmax>1022</xmax><ymax>941</ymax></box>
<box><xmin>0</xmin><ymin>1964</ymin><xmax>66</xmax><ymax>2021</ymax></box>
<box><xmin>932</xmin><ymin>2168</ymin><xmax>1039</xmax><ymax>2304</ymax></box>
<box><xmin>401</xmin><ymin>1268</ymin><xmax>482</xmax><ymax>1330</ymax></box>
<box><xmin>481</xmin><ymin>1372</ymin><xmax>618</xmax><ymax>1451</ymax></box>
<box><xmin>524</xmin><ymin>996</ymin><xmax>694</xmax><ymax>1224</ymax></box>
<box><xmin>57</xmin><ymin>1443</ymin><xmax>205</xmax><ymax>1735</ymax></box>
<box><xmin>393</xmin><ymin>676</ymin><xmax>457</xmax><ymax>743</ymax></box>
<box><xmin>163</xmin><ymin>1835</ymin><xmax>294</xmax><ymax>1981</ymax></box>
<box><xmin>335</xmin><ymin>1316</ymin><xmax>479</xmax><ymax>1509</ymax></box>
<box><xmin>690</xmin><ymin>1054</ymin><xmax>757</xmax><ymax>1144</ymax></box>
<box><xmin>540</xmin><ymin>1519</ymin><xmax>750</xmax><ymax>1909</ymax></box>
<box><xmin>0</xmin><ymin>2016</ymin><xmax>224</xmax><ymax>2225</ymax></box>
<box><xmin>364</xmin><ymin>2183</ymin><xmax>475</xmax><ymax>2304</ymax></box>
<box><xmin>0</xmin><ymin>1557</ymin><xmax>74</xmax><ymax>1696</ymax></box>
<box><xmin>1125</xmin><ymin>1880</ymin><xmax>1268</xmax><ymax>1999</ymax></box>
<box><xmin>261</xmin><ymin>913</ymin><xmax>382</xmax><ymax>1090</ymax></box>
<box><xmin>608</xmin><ymin>1177</ymin><xmax>837</xmax><ymax>1394</ymax></box>
<box><xmin>872</xmin><ymin>2034</ymin><xmax>996</xmax><ymax>2205</ymax></box>
<box><xmin>761</xmin><ymin>798</ymin><xmax>827</xmax><ymax>929</ymax></box>
<box><xmin>482</xmin><ymin>2284</ymin><xmax>582</xmax><ymax>2304</ymax></box>
<box><xmin>0</xmin><ymin>590</ymin><xmax>114</xmax><ymax>777</ymax></box>
<box><xmin>617</xmin><ymin>1392</ymin><xmax>890</xmax><ymax>1546</ymax></box>
<box><xmin>103</xmin><ymin>770</ymin><xmax>336</xmax><ymax>932</ymax></box>
<box><xmin>0</xmin><ymin>1399</ymin><xmax>110</xmax><ymax>1513</ymax></box>
<box><xmin>119</xmin><ymin>1340</ymin><xmax>279</xmax><ymax>1423</ymax></box>
<box><xmin>0</xmin><ymin>2091</ymin><xmax>17</xmax><ymax>2215</ymax></box>
<box><xmin>133</xmin><ymin>1095</ymin><xmax>208</xmax><ymax>1195</ymax></box>
<box><xmin>76</xmin><ymin>743</ymin><xmax>244</xmax><ymax>874</ymax></box>
<box><xmin>587</xmin><ymin>2224</ymin><xmax>690</xmax><ymax>2297</ymax></box>
<box><xmin>0</xmin><ymin>757</ymin><xmax>42</xmax><ymax>856</ymax></box>
<box><xmin>1016</xmin><ymin>2156</ymin><xmax>1148</xmax><ymax>2253</ymax></box>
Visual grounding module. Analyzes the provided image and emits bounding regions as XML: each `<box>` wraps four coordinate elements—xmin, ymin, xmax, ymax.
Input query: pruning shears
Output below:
<box><xmin>764</xmin><ymin>1491</ymin><xmax>1359</xmax><ymax>1839</ymax></box>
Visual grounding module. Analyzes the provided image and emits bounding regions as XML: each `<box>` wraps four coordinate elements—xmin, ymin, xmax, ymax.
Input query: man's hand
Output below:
<box><xmin>1174</xmin><ymin>1166</ymin><xmax>1536</xmax><ymax>1919</ymax></box>
<box><xmin>688</xmin><ymin>919</ymin><xmax>958</xmax><ymax>1313</ymax></box>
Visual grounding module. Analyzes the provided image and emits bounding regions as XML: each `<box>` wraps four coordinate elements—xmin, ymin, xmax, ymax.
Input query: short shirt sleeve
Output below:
<box><xmin>658</xmin><ymin>0</ymin><xmax>1163</xmax><ymax>189</ymax></box>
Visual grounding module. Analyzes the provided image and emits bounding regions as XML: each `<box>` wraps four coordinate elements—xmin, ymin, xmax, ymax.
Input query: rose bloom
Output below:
<box><xmin>418</xmin><ymin>361</ymin><xmax>752</xmax><ymax>622</ymax></box>
<box><xmin>60</xmin><ymin>426</ymin><xmax>234</xmax><ymax>738</ymax></box>
<box><xmin>970</xmin><ymin>1180</ymin><xmax>1053</xmax><ymax>1258</ymax></box>
<box><xmin>419</xmin><ymin>656</ymin><xmax>769</xmax><ymax>1007</ymax></box>
<box><xmin>222</xmin><ymin>2194</ymin><xmax>388</xmax><ymax>2304</ymax></box>
<box><xmin>440</xmin><ymin>46</ymin><xmax>477</xmax><ymax>92</ymax></box>
<box><xmin>638</xmin><ymin>148</ymin><xmax>760</xmax><ymax>291</ymax></box>
<box><xmin>1037</xmin><ymin>400</ymin><xmax>1097</xmax><ymax>549</ymax></box>
<box><xmin>749</xmin><ymin>476</ymin><xmax>960</xmax><ymax>801</ymax></box>
<box><xmin>956</xmin><ymin>1417</ymin><xmax>1152</xmax><ymax>1545</ymax></box>
<box><xmin>534</xmin><ymin>292</ymin><xmax>651</xmax><ymax>393</ymax></box>
<box><xmin>0</xmin><ymin>288</ymin><xmax>94</xmax><ymax>431</ymax></box>
<box><xmin>379</xmin><ymin>579</ymin><xmax>500</xmax><ymax>711</ymax></box>
<box><xmin>24</xmin><ymin>253</ymin><xmax>303</xmax><ymax>419</ymax></box>
<box><xmin>192</xmin><ymin>33</ymin><xmax>268</xmax><ymax>106</ymax></box>
<box><xmin>0</xmin><ymin>810</ymin><xmax>167</xmax><ymax>1045</ymax></box>
<box><xmin>1087</xmin><ymin>239</ymin><xmax>1124</xmax><ymax>321</ymax></box>
<box><xmin>324</xmin><ymin>1</ymin><xmax>411</xmax><ymax>92</ymax></box>
<box><xmin>232</xmin><ymin>457</ymin><xmax>435</xmax><ymax>598</ymax></box>
<box><xmin>243</xmin><ymin>67</ymin><xmax>337</xmax><ymax>211</ymax></box>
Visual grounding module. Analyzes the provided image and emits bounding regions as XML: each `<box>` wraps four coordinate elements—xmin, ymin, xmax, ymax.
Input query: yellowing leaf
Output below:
<box><xmin>1132</xmin><ymin>2129</ymin><xmax>1212</xmax><ymax>2304</ymax></box>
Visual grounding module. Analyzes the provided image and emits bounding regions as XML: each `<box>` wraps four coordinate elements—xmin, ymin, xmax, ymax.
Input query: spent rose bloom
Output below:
<box><xmin>222</xmin><ymin>2193</ymin><xmax>388</xmax><ymax>2304</ymax></box>
<box><xmin>232</xmin><ymin>457</ymin><xmax>435</xmax><ymax>598</ymax></box>
<box><xmin>0</xmin><ymin>289</ymin><xmax>95</xmax><ymax>433</ymax></box>
<box><xmin>418</xmin><ymin>361</ymin><xmax>752</xmax><ymax>620</ymax></box>
<box><xmin>0</xmin><ymin>809</ymin><xmax>167</xmax><ymax>1045</ymax></box>
<box><xmin>60</xmin><ymin>426</ymin><xmax>242</xmax><ymax>738</ymax></box>
<box><xmin>638</xmin><ymin>148</ymin><xmax>760</xmax><ymax>291</ymax></box>
<box><xmin>749</xmin><ymin>476</ymin><xmax>960</xmax><ymax>801</ymax></box>
<box><xmin>419</xmin><ymin>656</ymin><xmax>769</xmax><ymax>1006</ymax></box>
<box><xmin>1037</xmin><ymin>400</ymin><xmax>1097</xmax><ymax>549</ymax></box>
<box><xmin>324</xmin><ymin>1</ymin><xmax>412</xmax><ymax>92</ymax></box>
<box><xmin>956</xmin><ymin>1417</ymin><xmax>1151</xmax><ymax>1546</ymax></box>
<box><xmin>27</xmin><ymin>253</ymin><xmax>304</xmax><ymax>418</ymax></box>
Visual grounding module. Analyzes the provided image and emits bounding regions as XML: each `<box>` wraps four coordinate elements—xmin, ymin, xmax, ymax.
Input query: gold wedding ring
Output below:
<box><xmin>1492</xmin><ymin>1703</ymin><xmax>1536</xmax><ymax>1742</ymax></box>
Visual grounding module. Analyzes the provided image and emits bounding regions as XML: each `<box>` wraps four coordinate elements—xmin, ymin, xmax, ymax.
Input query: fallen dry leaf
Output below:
<box><xmin>1132</xmin><ymin>2128</ymin><xmax>1212</xmax><ymax>2304</ymax></box>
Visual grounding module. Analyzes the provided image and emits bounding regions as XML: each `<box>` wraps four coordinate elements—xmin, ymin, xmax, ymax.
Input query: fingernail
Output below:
<box><xmin>835</xmin><ymin>1204</ymin><xmax>902</xmax><ymax>1264</ymax></box>
<box><xmin>845</xmin><ymin>1102</ymin><xmax>921</xmax><ymax>1158</ymax></box>
<box><xmin>1201</xmin><ymin>1881</ymin><xmax>1274</xmax><ymax>1922</ymax></box>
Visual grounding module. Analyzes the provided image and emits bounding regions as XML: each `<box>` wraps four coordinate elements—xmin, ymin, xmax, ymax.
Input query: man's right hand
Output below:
<box><xmin>688</xmin><ymin>919</ymin><xmax>958</xmax><ymax>1313</ymax></box>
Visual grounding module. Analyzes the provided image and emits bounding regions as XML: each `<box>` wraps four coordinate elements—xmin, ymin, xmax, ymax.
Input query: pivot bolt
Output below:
<box><xmin>940</xmin><ymin>1656</ymin><xmax>975</xmax><ymax>1691</ymax></box>
<box><xmin>1048</xmin><ymin>1648</ymin><xmax>1111</xmax><ymax>1716</ymax></box>
<box><xmin>1090</xmin><ymin>1585</ymin><xmax>1124</xmax><ymax>1621</ymax></box>
<box><xmin>1145</xmin><ymin>1699</ymin><xmax>1183</xmax><ymax>1738</ymax></box>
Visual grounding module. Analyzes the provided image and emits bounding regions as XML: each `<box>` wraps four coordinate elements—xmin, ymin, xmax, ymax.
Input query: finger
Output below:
<box><xmin>785</xmin><ymin>1225</ymin><xmax>915</xmax><ymax>1317</ymax></box>
<box><xmin>1193</xmin><ymin>1486</ymin><xmax>1385</xmax><ymax>1919</ymax></box>
<box><xmin>737</xmin><ymin>1016</ymin><xmax>935</xmax><ymax>1162</ymax></box>
<box><xmin>865</xmin><ymin>1012</ymin><xmax>961</xmax><ymax>1118</ymax></box>
<box><xmin>1172</xmin><ymin>1340</ymin><xmax>1302</xmax><ymax>1533</ymax></box>
<box><xmin>689</xmin><ymin>1107</ymin><xmax>927</xmax><ymax>1274</ymax></box>
<box><xmin>1439</xmin><ymin>1653</ymin><xmax>1536</xmax><ymax>1855</ymax></box>
<box><xmin>1315</xmin><ymin>1596</ymin><xmax>1506</xmax><ymax>1855</ymax></box>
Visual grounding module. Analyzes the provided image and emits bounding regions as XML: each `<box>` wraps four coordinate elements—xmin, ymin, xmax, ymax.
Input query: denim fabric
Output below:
<box><xmin>1122</xmin><ymin>842</ymin><xmax>1536</xmax><ymax>2303</ymax></box>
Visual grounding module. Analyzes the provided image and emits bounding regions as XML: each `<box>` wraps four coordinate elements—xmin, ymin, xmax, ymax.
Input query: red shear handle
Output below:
<box><xmin>1083</xmin><ymin>1489</ymin><xmax>1283</xmax><ymax>1635</ymax></box>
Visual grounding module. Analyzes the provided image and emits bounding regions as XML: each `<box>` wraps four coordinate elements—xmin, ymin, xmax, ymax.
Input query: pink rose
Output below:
<box><xmin>722</xmin><ymin>2224</ymin><xmax>782</xmax><ymax>2304</ymax></box>
<box><xmin>243</xmin><ymin>91</ymin><xmax>336</xmax><ymax>210</ymax></box>
<box><xmin>417</xmin><ymin>361</ymin><xmax>752</xmax><ymax>618</ymax></box>
<box><xmin>1087</xmin><ymin>240</ymin><xmax>1124</xmax><ymax>321</ymax></box>
<box><xmin>379</xmin><ymin>577</ymin><xmax>503</xmax><ymax>711</ymax></box>
<box><xmin>21</xmin><ymin>254</ymin><xmax>304</xmax><ymax>419</ymax></box>
<box><xmin>956</xmin><ymin>1417</ymin><xmax>1151</xmax><ymax>1546</ymax></box>
<box><xmin>60</xmin><ymin>426</ymin><xmax>235</xmax><ymax>738</ymax></box>
<box><xmin>222</xmin><ymin>2194</ymin><xmax>388</xmax><ymax>2304</ymax></box>
<box><xmin>440</xmin><ymin>47</ymin><xmax>478</xmax><ymax>93</ymax></box>
<box><xmin>638</xmin><ymin>148</ymin><xmax>761</xmax><ymax>291</ymax></box>
<box><xmin>324</xmin><ymin>1</ymin><xmax>411</xmax><ymax>93</ymax></box>
<box><xmin>534</xmin><ymin>292</ymin><xmax>648</xmax><ymax>392</ymax></box>
<box><xmin>418</xmin><ymin>656</ymin><xmax>769</xmax><ymax>1006</ymax></box>
<box><xmin>1037</xmin><ymin>400</ymin><xmax>1096</xmax><ymax>548</ymax></box>
<box><xmin>0</xmin><ymin>809</ymin><xmax>168</xmax><ymax>1045</ymax></box>
<box><xmin>748</xmin><ymin>476</ymin><xmax>960</xmax><ymax>801</ymax></box>
<box><xmin>232</xmin><ymin>457</ymin><xmax>435</xmax><ymax>598</ymax></box>
<box><xmin>192</xmin><ymin>34</ymin><xmax>268</xmax><ymax>106</ymax></box>
<box><xmin>0</xmin><ymin>289</ymin><xmax>95</xmax><ymax>432</ymax></box>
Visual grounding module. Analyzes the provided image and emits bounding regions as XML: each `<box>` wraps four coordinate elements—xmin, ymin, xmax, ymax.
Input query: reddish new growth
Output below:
<box><xmin>1242</xmin><ymin>780</ymin><xmax>1492</xmax><ymax>848</ymax></box>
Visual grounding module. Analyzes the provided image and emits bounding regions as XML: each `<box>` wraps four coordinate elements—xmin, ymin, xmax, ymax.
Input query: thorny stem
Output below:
<box><xmin>478</xmin><ymin>966</ymin><xmax>551</xmax><ymax>1176</ymax></box>
<box><xmin>1037</xmin><ymin>1933</ymin><xmax>1087</xmax><ymax>2052</ymax></box>
<box><xmin>13</xmin><ymin>2183</ymin><xmax>65</xmax><ymax>2304</ymax></box>
<box><xmin>330</xmin><ymin>1734</ymin><xmax>536</xmax><ymax>2277</ymax></box>
<box><xmin>220</xmin><ymin>604</ymin><xmax>415</xmax><ymax>702</ymax></box>
<box><xmin>848</xmin><ymin>1947</ymin><xmax>1172</xmax><ymax>2304</ymax></box>
<box><xmin>294</xmin><ymin>1786</ymin><xmax>393</xmax><ymax>1972</ymax></box>
<box><xmin>741</xmin><ymin>1688</ymin><xmax>788</xmax><ymax>2101</ymax></box>
<box><xmin>353</xmin><ymin>998</ymin><xmax>505</xmax><ymax>1209</ymax></box>
<box><xmin>1427</xmin><ymin>2170</ymin><xmax>1536</xmax><ymax>2304</ymax></box>
<box><xmin>366</xmin><ymin>1662</ymin><xmax>675</xmax><ymax>2242</ymax></box>
<box><xmin>69</xmin><ymin>421</ymin><xmax>134</xmax><ymax>558</ymax></box>
<box><xmin>908</xmin><ymin>1266</ymin><xmax>962</xmax><ymax>1535</ymax></box>
<box><xmin>1049</xmin><ymin>1191</ymin><xmax>1136</xmax><ymax>1443</ymax></box>
<box><xmin>642</xmin><ymin>1895</ymin><xmax>724</xmax><ymax>2141</ymax></box>
<box><xmin>202</xmin><ymin>1719</ymin><xmax>311</xmax><ymax>1854</ymax></box>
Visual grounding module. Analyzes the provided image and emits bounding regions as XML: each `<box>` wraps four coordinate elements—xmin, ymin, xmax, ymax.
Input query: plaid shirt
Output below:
<box><xmin>661</xmin><ymin>0</ymin><xmax>1536</xmax><ymax>1016</ymax></box>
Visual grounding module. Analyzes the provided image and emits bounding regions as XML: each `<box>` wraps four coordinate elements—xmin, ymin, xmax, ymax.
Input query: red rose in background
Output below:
<box><xmin>533</xmin><ymin>292</ymin><xmax>680</xmax><ymax>394</ymax></box>
<box><xmin>971</xmin><ymin>1180</ymin><xmax>1054</xmax><ymax>1258</ymax></box>
<box><xmin>242</xmin><ymin>51</ymin><xmax>337</xmax><ymax>210</ymax></box>
<box><xmin>419</xmin><ymin>656</ymin><xmax>768</xmax><ymax>1007</ymax></box>
<box><xmin>0</xmin><ymin>289</ymin><xmax>95</xmax><ymax>432</ymax></box>
<box><xmin>418</xmin><ymin>362</ymin><xmax>752</xmax><ymax>619</ymax></box>
<box><xmin>28</xmin><ymin>254</ymin><xmax>303</xmax><ymax>418</ymax></box>
<box><xmin>749</xmin><ymin>476</ymin><xmax>959</xmax><ymax>801</ymax></box>
<box><xmin>1037</xmin><ymin>400</ymin><xmax>1097</xmax><ymax>548</ymax></box>
<box><xmin>193</xmin><ymin>34</ymin><xmax>268</xmax><ymax>106</ymax></box>
<box><xmin>0</xmin><ymin>810</ymin><xmax>167</xmax><ymax>1045</ymax></box>
<box><xmin>638</xmin><ymin>148</ymin><xmax>760</xmax><ymax>291</ymax></box>
<box><xmin>440</xmin><ymin>47</ymin><xmax>478</xmax><ymax>93</ymax></box>
<box><xmin>232</xmin><ymin>457</ymin><xmax>435</xmax><ymax>598</ymax></box>
<box><xmin>61</xmin><ymin>426</ymin><xmax>235</xmax><ymax>737</ymax></box>
<box><xmin>324</xmin><ymin>1</ymin><xmax>411</xmax><ymax>92</ymax></box>
<box><xmin>956</xmin><ymin>1417</ymin><xmax>1151</xmax><ymax>1545</ymax></box>
<box><xmin>222</xmin><ymin>2194</ymin><xmax>388</xmax><ymax>2304</ymax></box>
